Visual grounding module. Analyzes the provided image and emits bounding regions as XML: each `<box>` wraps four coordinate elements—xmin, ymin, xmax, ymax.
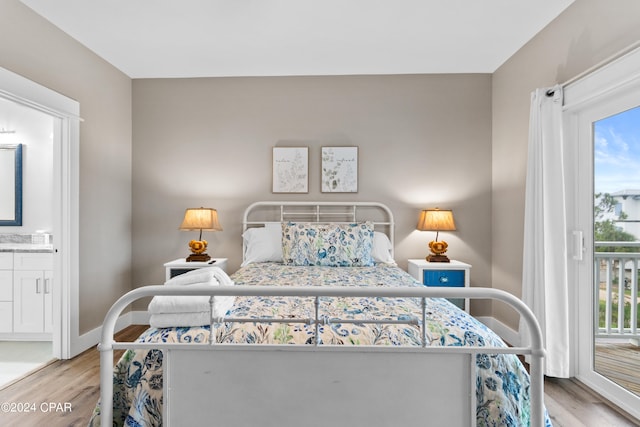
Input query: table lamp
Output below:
<box><xmin>417</xmin><ymin>208</ymin><xmax>456</xmax><ymax>262</ymax></box>
<box><xmin>179</xmin><ymin>207</ymin><xmax>222</xmax><ymax>262</ymax></box>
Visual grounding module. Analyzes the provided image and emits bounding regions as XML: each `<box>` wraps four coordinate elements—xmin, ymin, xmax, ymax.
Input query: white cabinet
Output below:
<box><xmin>0</xmin><ymin>253</ymin><xmax>13</xmax><ymax>333</ymax></box>
<box><xmin>44</xmin><ymin>270</ymin><xmax>53</xmax><ymax>333</ymax></box>
<box><xmin>12</xmin><ymin>253</ymin><xmax>53</xmax><ymax>334</ymax></box>
<box><xmin>0</xmin><ymin>252</ymin><xmax>12</xmax><ymax>269</ymax></box>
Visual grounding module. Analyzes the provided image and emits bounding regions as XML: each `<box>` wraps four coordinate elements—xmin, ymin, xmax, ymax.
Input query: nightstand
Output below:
<box><xmin>164</xmin><ymin>258</ymin><xmax>228</xmax><ymax>281</ymax></box>
<box><xmin>407</xmin><ymin>259</ymin><xmax>471</xmax><ymax>312</ymax></box>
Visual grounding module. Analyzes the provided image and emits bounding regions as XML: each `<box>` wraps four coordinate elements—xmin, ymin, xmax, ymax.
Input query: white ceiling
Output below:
<box><xmin>20</xmin><ymin>0</ymin><xmax>574</xmax><ymax>79</ymax></box>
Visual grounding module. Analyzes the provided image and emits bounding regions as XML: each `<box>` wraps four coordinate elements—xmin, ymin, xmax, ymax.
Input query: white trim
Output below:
<box><xmin>575</xmin><ymin>373</ymin><xmax>640</xmax><ymax>422</ymax></box>
<box><xmin>73</xmin><ymin>311</ymin><xmax>135</xmax><ymax>354</ymax></box>
<box><xmin>131</xmin><ymin>310</ymin><xmax>151</xmax><ymax>325</ymax></box>
<box><xmin>0</xmin><ymin>66</ymin><xmax>80</xmax><ymax>360</ymax></box>
<box><xmin>476</xmin><ymin>316</ymin><xmax>521</xmax><ymax>347</ymax></box>
<box><xmin>564</xmin><ymin>46</ymin><xmax>640</xmax><ymax>111</ymax></box>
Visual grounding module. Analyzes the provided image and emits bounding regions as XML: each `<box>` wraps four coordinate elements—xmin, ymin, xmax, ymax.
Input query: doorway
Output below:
<box><xmin>0</xmin><ymin>95</ymin><xmax>56</xmax><ymax>387</ymax></box>
<box><xmin>592</xmin><ymin>107</ymin><xmax>640</xmax><ymax>397</ymax></box>
<box><xmin>0</xmin><ymin>66</ymin><xmax>80</xmax><ymax>362</ymax></box>
<box><xmin>565</xmin><ymin>47</ymin><xmax>640</xmax><ymax>420</ymax></box>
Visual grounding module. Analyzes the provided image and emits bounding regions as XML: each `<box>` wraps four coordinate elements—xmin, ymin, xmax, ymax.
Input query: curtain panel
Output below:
<box><xmin>520</xmin><ymin>85</ymin><xmax>571</xmax><ymax>378</ymax></box>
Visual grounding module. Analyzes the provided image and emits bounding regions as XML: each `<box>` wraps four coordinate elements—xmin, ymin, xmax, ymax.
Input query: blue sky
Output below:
<box><xmin>594</xmin><ymin>105</ymin><xmax>640</xmax><ymax>194</ymax></box>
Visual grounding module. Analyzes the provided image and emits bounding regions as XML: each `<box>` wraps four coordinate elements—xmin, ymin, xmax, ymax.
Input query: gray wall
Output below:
<box><xmin>491</xmin><ymin>0</ymin><xmax>640</xmax><ymax>329</ymax></box>
<box><xmin>0</xmin><ymin>0</ymin><xmax>132</xmax><ymax>334</ymax></box>
<box><xmin>132</xmin><ymin>75</ymin><xmax>493</xmax><ymax>312</ymax></box>
<box><xmin>5</xmin><ymin>0</ymin><xmax>640</xmax><ymax>337</ymax></box>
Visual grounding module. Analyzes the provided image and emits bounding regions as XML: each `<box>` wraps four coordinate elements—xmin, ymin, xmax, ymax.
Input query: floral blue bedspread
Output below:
<box><xmin>89</xmin><ymin>263</ymin><xmax>552</xmax><ymax>426</ymax></box>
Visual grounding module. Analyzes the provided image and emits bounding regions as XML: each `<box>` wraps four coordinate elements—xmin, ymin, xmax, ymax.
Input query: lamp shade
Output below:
<box><xmin>179</xmin><ymin>208</ymin><xmax>223</xmax><ymax>231</ymax></box>
<box><xmin>416</xmin><ymin>208</ymin><xmax>456</xmax><ymax>231</ymax></box>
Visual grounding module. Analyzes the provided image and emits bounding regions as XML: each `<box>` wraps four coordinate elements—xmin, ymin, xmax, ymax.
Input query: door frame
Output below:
<box><xmin>564</xmin><ymin>46</ymin><xmax>640</xmax><ymax>421</ymax></box>
<box><xmin>0</xmin><ymin>66</ymin><xmax>80</xmax><ymax>359</ymax></box>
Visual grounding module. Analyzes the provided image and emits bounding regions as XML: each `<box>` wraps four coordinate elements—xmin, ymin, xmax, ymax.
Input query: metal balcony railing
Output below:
<box><xmin>594</xmin><ymin>242</ymin><xmax>640</xmax><ymax>342</ymax></box>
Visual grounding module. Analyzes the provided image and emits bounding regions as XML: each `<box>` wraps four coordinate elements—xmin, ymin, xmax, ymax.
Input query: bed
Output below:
<box><xmin>90</xmin><ymin>201</ymin><xmax>549</xmax><ymax>427</ymax></box>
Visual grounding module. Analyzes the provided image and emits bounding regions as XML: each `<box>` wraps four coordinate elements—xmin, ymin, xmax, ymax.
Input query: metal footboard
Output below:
<box><xmin>98</xmin><ymin>286</ymin><xmax>545</xmax><ymax>426</ymax></box>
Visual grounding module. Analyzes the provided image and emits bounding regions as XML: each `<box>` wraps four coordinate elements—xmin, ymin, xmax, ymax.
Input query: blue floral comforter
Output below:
<box><xmin>89</xmin><ymin>263</ymin><xmax>552</xmax><ymax>426</ymax></box>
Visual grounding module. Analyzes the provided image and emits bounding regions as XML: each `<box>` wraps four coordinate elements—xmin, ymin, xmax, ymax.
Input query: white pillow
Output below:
<box><xmin>371</xmin><ymin>231</ymin><xmax>396</xmax><ymax>265</ymax></box>
<box><xmin>241</xmin><ymin>222</ymin><xmax>283</xmax><ymax>266</ymax></box>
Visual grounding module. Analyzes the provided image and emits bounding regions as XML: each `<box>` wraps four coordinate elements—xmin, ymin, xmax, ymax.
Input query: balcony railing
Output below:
<box><xmin>594</xmin><ymin>242</ymin><xmax>640</xmax><ymax>342</ymax></box>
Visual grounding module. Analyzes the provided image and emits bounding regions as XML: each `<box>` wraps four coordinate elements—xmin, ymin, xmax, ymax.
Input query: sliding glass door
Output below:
<box><xmin>592</xmin><ymin>107</ymin><xmax>640</xmax><ymax>397</ymax></box>
<box><xmin>565</xmin><ymin>51</ymin><xmax>640</xmax><ymax>419</ymax></box>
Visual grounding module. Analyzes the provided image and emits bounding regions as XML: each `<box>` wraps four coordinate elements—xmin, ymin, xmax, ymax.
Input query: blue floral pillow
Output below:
<box><xmin>282</xmin><ymin>222</ymin><xmax>375</xmax><ymax>267</ymax></box>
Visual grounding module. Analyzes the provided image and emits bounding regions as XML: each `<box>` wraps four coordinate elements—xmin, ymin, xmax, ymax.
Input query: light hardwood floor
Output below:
<box><xmin>0</xmin><ymin>325</ymin><xmax>147</xmax><ymax>427</ymax></box>
<box><xmin>595</xmin><ymin>342</ymin><xmax>640</xmax><ymax>398</ymax></box>
<box><xmin>545</xmin><ymin>377</ymin><xmax>639</xmax><ymax>426</ymax></box>
<box><xmin>0</xmin><ymin>325</ymin><xmax>637</xmax><ymax>427</ymax></box>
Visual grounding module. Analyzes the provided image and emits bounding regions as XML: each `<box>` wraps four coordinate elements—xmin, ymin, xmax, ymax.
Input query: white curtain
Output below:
<box><xmin>520</xmin><ymin>85</ymin><xmax>570</xmax><ymax>378</ymax></box>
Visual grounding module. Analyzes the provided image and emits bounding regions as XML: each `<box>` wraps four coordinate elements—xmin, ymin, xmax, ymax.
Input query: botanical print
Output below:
<box><xmin>272</xmin><ymin>147</ymin><xmax>308</xmax><ymax>193</ymax></box>
<box><xmin>322</xmin><ymin>146</ymin><xmax>358</xmax><ymax>192</ymax></box>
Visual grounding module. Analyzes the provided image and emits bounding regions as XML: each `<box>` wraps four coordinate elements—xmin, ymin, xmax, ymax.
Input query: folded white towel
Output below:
<box><xmin>149</xmin><ymin>312</ymin><xmax>213</xmax><ymax>328</ymax></box>
<box><xmin>163</xmin><ymin>266</ymin><xmax>234</xmax><ymax>288</ymax></box>
<box><xmin>148</xmin><ymin>288</ymin><xmax>235</xmax><ymax>315</ymax></box>
<box><xmin>148</xmin><ymin>267</ymin><xmax>235</xmax><ymax>317</ymax></box>
<box><xmin>163</xmin><ymin>269</ymin><xmax>215</xmax><ymax>287</ymax></box>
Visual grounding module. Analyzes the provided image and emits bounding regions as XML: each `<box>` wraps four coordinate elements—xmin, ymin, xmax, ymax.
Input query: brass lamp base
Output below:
<box><xmin>186</xmin><ymin>253</ymin><xmax>211</xmax><ymax>262</ymax></box>
<box><xmin>426</xmin><ymin>254</ymin><xmax>450</xmax><ymax>263</ymax></box>
<box><xmin>186</xmin><ymin>239</ymin><xmax>210</xmax><ymax>262</ymax></box>
<box><xmin>427</xmin><ymin>239</ymin><xmax>450</xmax><ymax>262</ymax></box>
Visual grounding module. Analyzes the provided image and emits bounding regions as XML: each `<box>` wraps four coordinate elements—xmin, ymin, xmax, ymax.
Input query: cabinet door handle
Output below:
<box><xmin>44</xmin><ymin>278</ymin><xmax>50</xmax><ymax>294</ymax></box>
<box><xmin>36</xmin><ymin>278</ymin><xmax>41</xmax><ymax>294</ymax></box>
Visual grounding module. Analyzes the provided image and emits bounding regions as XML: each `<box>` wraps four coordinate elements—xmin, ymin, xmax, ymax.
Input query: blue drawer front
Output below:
<box><xmin>422</xmin><ymin>270</ymin><xmax>465</xmax><ymax>287</ymax></box>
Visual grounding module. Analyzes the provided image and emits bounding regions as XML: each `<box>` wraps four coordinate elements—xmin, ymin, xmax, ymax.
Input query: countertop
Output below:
<box><xmin>0</xmin><ymin>243</ymin><xmax>54</xmax><ymax>253</ymax></box>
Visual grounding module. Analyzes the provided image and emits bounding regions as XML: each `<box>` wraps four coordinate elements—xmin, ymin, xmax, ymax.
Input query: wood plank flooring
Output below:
<box><xmin>595</xmin><ymin>342</ymin><xmax>640</xmax><ymax>397</ymax></box>
<box><xmin>545</xmin><ymin>377</ymin><xmax>639</xmax><ymax>426</ymax></box>
<box><xmin>0</xmin><ymin>325</ymin><xmax>637</xmax><ymax>427</ymax></box>
<box><xmin>0</xmin><ymin>325</ymin><xmax>147</xmax><ymax>427</ymax></box>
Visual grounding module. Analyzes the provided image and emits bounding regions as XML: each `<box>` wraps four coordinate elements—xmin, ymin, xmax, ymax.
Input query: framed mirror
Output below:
<box><xmin>0</xmin><ymin>144</ymin><xmax>22</xmax><ymax>226</ymax></box>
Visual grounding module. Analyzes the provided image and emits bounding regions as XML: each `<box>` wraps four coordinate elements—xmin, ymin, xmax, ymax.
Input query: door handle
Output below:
<box><xmin>36</xmin><ymin>278</ymin><xmax>41</xmax><ymax>294</ymax></box>
<box><xmin>573</xmin><ymin>230</ymin><xmax>584</xmax><ymax>261</ymax></box>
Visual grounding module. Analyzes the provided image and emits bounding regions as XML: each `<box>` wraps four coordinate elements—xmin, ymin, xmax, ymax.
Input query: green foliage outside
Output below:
<box><xmin>594</xmin><ymin>193</ymin><xmax>637</xmax><ymax>252</ymax></box>
<box><xmin>599</xmin><ymin>299</ymin><xmax>640</xmax><ymax>329</ymax></box>
<box><xmin>595</xmin><ymin>193</ymin><xmax>640</xmax><ymax>330</ymax></box>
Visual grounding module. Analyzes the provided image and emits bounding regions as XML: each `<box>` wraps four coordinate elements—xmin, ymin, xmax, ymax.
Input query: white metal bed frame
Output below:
<box><xmin>242</xmin><ymin>200</ymin><xmax>395</xmax><ymax>258</ymax></box>
<box><xmin>98</xmin><ymin>201</ymin><xmax>546</xmax><ymax>426</ymax></box>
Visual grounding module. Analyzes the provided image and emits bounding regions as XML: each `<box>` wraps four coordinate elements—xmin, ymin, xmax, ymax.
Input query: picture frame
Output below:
<box><xmin>272</xmin><ymin>147</ymin><xmax>309</xmax><ymax>193</ymax></box>
<box><xmin>321</xmin><ymin>146</ymin><xmax>358</xmax><ymax>193</ymax></box>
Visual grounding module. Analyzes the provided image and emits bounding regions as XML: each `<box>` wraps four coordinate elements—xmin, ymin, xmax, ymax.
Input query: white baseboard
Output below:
<box><xmin>131</xmin><ymin>310</ymin><xmax>150</xmax><ymax>325</ymax></box>
<box><xmin>475</xmin><ymin>316</ymin><xmax>521</xmax><ymax>346</ymax></box>
<box><xmin>71</xmin><ymin>311</ymin><xmax>135</xmax><ymax>357</ymax></box>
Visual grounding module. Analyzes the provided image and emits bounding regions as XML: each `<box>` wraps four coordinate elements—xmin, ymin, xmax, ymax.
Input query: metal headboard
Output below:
<box><xmin>242</xmin><ymin>201</ymin><xmax>395</xmax><ymax>259</ymax></box>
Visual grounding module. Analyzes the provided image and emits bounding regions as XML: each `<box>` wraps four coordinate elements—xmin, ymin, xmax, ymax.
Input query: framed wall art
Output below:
<box><xmin>321</xmin><ymin>146</ymin><xmax>358</xmax><ymax>193</ymax></box>
<box><xmin>272</xmin><ymin>146</ymin><xmax>309</xmax><ymax>193</ymax></box>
